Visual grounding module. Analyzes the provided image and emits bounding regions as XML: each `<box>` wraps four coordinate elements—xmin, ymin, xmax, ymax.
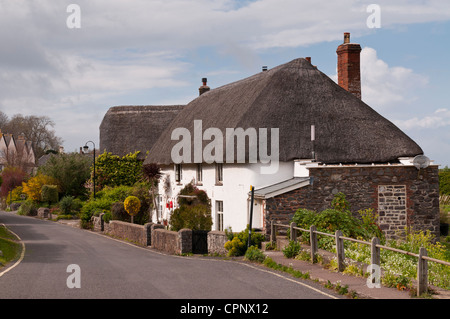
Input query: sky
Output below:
<box><xmin>1</xmin><ymin>0</ymin><xmax>449</xmax><ymax>167</ymax></box>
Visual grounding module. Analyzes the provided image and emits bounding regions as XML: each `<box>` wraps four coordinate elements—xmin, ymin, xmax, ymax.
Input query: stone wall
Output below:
<box><xmin>265</xmin><ymin>165</ymin><xmax>440</xmax><ymax>240</ymax></box>
<box><xmin>105</xmin><ymin>220</ymin><xmax>152</xmax><ymax>246</ymax></box>
<box><xmin>92</xmin><ymin>216</ymin><xmax>228</xmax><ymax>255</ymax></box>
<box><xmin>207</xmin><ymin>231</ymin><xmax>228</xmax><ymax>255</ymax></box>
<box><xmin>151</xmin><ymin>227</ymin><xmax>192</xmax><ymax>255</ymax></box>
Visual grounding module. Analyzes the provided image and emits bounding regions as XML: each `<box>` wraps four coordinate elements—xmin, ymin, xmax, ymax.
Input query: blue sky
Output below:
<box><xmin>0</xmin><ymin>0</ymin><xmax>449</xmax><ymax>167</ymax></box>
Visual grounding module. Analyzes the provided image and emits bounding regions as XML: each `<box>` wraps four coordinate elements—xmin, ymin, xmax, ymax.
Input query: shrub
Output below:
<box><xmin>41</xmin><ymin>185</ymin><xmax>59</xmax><ymax>204</ymax></box>
<box><xmin>224</xmin><ymin>226</ymin><xmax>266</xmax><ymax>257</ymax></box>
<box><xmin>224</xmin><ymin>237</ymin><xmax>246</xmax><ymax>257</ymax></box>
<box><xmin>81</xmin><ymin>185</ymin><xmax>150</xmax><ymax>225</ymax></box>
<box><xmin>292</xmin><ymin>207</ymin><xmax>368</xmax><ymax>250</ymax></box>
<box><xmin>17</xmin><ymin>200</ymin><xmax>37</xmax><ymax>216</ymax></box>
<box><xmin>291</xmin><ymin>195</ymin><xmax>384</xmax><ymax>250</ymax></box>
<box><xmin>59</xmin><ymin>196</ymin><xmax>75</xmax><ymax>215</ymax></box>
<box><xmin>111</xmin><ymin>201</ymin><xmax>129</xmax><ymax>221</ymax></box>
<box><xmin>96</xmin><ymin>185</ymin><xmax>134</xmax><ymax>202</ymax></box>
<box><xmin>80</xmin><ymin>211</ymin><xmax>93</xmax><ymax>229</ymax></box>
<box><xmin>170</xmin><ymin>204</ymin><xmax>213</xmax><ymax>231</ymax></box>
<box><xmin>282</xmin><ymin>240</ymin><xmax>301</xmax><ymax>258</ymax></box>
<box><xmin>170</xmin><ymin>182</ymin><xmax>212</xmax><ymax>231</ymax></box>
<box><xmin>72</xmin><ymin>198</ymin><xmax>83</xmax><ymax>212</ymax></box>
<box><xmin>22</xmin><ymin>174</ymin><xmax>59</xmax><ymax>202</ymax></box>
<box><xmin>331</xmin><ymin>192</ymin><xmax>350</xmax><ymax>212</ymax></box>
<box><xmin>7</xmin><ymin>186</ymin><xmax>26</xmax><ymax>205</ymax></box>
<box><xmin>358</xmin><ymin>208</ymin><xmax>384</xmax><ymax>240</ymax></box>
<box><xmin>245</xmin><ymin>246</ymin><xmax>266</xmax><ymax>263</ymax></box>
<box><xmin>81</xmin><ymin>197</ymin><xmax>114</xmax><ymax>216</ymax></box>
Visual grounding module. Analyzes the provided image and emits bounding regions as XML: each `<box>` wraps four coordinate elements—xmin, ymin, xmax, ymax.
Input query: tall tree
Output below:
<box><xmin>0</xmin><ymin>111</ymin><xmax>8</xmax><ymax>128</ymax></box>
<box><xmin>1</xmin><ymin>114</ymin><xmax>63</xmax><ymax>159</ymax></box>
<box><xmin>38</xmin><ymin>153</ymin><xmax>91</xmax><ymax>198</ymax></box>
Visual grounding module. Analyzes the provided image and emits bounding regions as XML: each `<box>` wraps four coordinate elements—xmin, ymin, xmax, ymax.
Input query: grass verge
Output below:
<box><xmin>0</xmin><ymin>225</ymin><xmax>22</xmax><ymax>267</ymax></box>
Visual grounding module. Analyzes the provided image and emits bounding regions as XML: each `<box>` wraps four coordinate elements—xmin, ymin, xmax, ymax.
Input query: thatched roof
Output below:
<box><xmin>100</xmin><ymin>105</ymin><xmax>184</xmax><ymax>159</ymax></box>
<box><xmin>144</xmin><ymin>58</ymin><xmax>423</xmax><ymax>165</ymax></box>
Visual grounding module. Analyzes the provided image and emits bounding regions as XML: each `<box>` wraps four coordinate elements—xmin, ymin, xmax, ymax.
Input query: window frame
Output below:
<box><xmin>216</xmin><ymin>200</ymin><xmax>224</xmax><ymax>231</ymax></box>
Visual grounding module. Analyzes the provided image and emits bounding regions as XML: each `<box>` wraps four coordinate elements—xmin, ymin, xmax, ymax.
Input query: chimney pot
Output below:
<box><xmin>199</xmin><ymin>77</ymin><xmax>210</xmax><ymax>96</ymax></box>
<box><xmin>344</xmin><ymin>32</ymin><xmax>350</xmax><ymax>44</ymax></box>
<box><xmin>305</xmin><ymin>57</ymin><xmax>311</xmax><ymax>63</ymax></box>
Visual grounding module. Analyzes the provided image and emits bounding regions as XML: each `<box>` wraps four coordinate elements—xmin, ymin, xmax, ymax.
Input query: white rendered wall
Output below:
<box><xmin>155</xmin><ymin>161</ymin><xmax>294</xmax><ymax>232</ymax></box>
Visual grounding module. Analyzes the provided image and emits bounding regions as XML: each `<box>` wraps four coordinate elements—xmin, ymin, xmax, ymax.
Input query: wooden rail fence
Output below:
<box><xmin>270</xmin><ymin>221</ymin><xmax>450</xmax><ymax>296</ymax></box>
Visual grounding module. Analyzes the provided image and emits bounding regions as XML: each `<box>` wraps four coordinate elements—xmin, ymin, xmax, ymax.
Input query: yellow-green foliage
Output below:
<box><xmin>7</xmin><ymin>186</ymin><xmax>26</xmax><ymax>205</ymax></box>
<box><xmin>22</xmin><ymin>174</ymin><xmax>59</xmax><ymax>202</ymax></box>
<box><xmin>224</xmin><ymin>237</ymin><xmax>246</xmax><ymax>257</ymax></box>
<box><xmin>124</xmin><ymin>196</ymin><xmax>141</xmax><ymax>216</ymax></box>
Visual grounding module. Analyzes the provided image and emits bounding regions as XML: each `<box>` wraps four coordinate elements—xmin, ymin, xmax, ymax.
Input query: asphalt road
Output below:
<box><xmin>0</xmin><ymin>211</ymin><xmax>340</xmax><ymax>300</ymax></box>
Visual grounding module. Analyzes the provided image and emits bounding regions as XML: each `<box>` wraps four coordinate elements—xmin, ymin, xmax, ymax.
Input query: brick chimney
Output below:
<box><xmin>336</xmin><ymin>32</ymin><xmax>362</xmax><ymax>99</ymax></box>
<box><xmin>199</xmin><ymin>77</ymin><xmax>210</xmax><ymax>96</ymax></box>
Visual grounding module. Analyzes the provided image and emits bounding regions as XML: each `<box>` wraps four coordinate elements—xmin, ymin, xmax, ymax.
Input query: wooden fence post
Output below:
<box><xmin>371</xmin><ymin>237</ymin><xmax>380</xmax><ymax>267</ymax></box>
<box><xmin>417</xmin><ymin>247</ymin><xmax>428</xmax><ymax>296</ymax></box>
<box><xmin>335</xmin><ymin>230</ymin><xmax>345</xmax><ymax>272</ymax></box>
<box><xmin>310</xmin><ymin>225</ymin><xmax>318</xmax><ymax>263</ymax></box>
<box><xmin>290</xmin><ymin>222</ymin><xmax>297</xmax><ymax>242</ymax></box>
<box><xmin>270</xmin><ymin>220</ymin><xmax>276</xmax><ymax>244</ymax></box>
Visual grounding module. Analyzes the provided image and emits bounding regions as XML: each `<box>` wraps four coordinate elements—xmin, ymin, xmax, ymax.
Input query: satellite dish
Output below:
<box><xmin>413</xmin><ymin>155</ymin><xmax>430</xmax><ymax>170</ymax></box>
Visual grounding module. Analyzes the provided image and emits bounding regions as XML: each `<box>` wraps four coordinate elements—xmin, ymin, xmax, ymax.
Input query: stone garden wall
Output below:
<box><xmin>207</xmin><ymin>231</ymin><xmax>228</xmax><ymax>255</ymax></box>
<box><xmin>92</xmin><ymin>214</ymin><xmax>227</xmax><ymax>255</ymax></box>
<box><xmin>105</xmin><ymin>220</ymin><xmax>152</xmax><ymax>246</ymax></box>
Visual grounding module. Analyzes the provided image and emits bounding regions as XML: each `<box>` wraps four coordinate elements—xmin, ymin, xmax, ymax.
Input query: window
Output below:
<box><xmin>216</xmin><ymin>200</ymin><xmax>224</xmax><ymax>231</ymax></box>
<box><xmin>156</xmin><ymin>195</ymin><xmax>163</xmax><ymax>221</ymax></box>
<box><xmin>196</xmin><ymin>163</ymin><xmax>203</xmax><ymax>184</ymax></box>
<box><xmin>175</xmin><ymin>164</ymin><xmax>182</xmax><ymax>183</ymax></box>
<box><xmin>216</xmin><ymin>163</ymin><xmax>223</xmax><ymax>185</ymax></box>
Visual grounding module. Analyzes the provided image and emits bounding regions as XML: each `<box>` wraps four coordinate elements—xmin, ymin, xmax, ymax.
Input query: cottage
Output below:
<box><xmin>141</xmin><ymin>33</ymin><xmax>439</xmax><ymax>240</ymax></box>
<box><xmin>0</xmin><ymin>131</ymin><xmax>36</xmax><ymax>173</ymax></box>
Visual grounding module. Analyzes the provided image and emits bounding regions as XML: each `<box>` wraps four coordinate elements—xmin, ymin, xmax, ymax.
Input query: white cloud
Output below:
<box><xmin>394</xmin><ymin>108</ymin><xmax>450</xmax><ymax>130</ymax></box>
<box><xmin>329</xmin><ymin>47</ymin><xmax>429</xmax><ymax>110</ymax></box>
<box><xmin>360</xmin><ymin>47</ymin><xmax>429</xmax><ymax>108</ymax></box>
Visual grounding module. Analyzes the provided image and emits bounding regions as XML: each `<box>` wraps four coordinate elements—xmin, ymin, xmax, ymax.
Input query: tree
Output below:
<box><xmin>38</xmin><ymin>152</ymin><xmax>91</xmax><ymax>198</ymax></box>
<box><xmin>439</xmin><ymin>166</ymin><xmax>450</xmax><ymax>195</ymax></box>
<box><xmin>0</xmin><ymin>167</ymin><xmax>27</xmax><ymax>200</ymax></box>
<box><xmin>0</xmin><ymin>111</ymin><xmax>9</xmax><ymax>129</ymax></box>
<box><xmin>124</xmin><ymin>196</ymin><xmax>141</xmax><ymax>224</ymax></box>
<box><xmin>1</xmin><ymin>114</ymin><xmax>63</xmax><ymax>159</ymax></box>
